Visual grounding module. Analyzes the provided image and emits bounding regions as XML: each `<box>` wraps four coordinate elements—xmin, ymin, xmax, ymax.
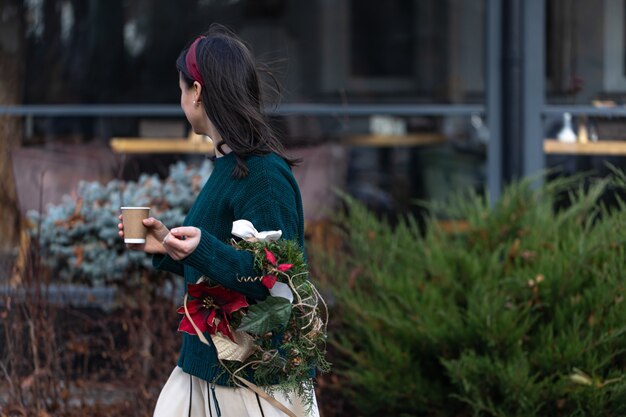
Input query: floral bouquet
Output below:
<box><xmin>177</xmin><ymin>220</ymin><xmax>330</xmax><ymax>405</ymax></box>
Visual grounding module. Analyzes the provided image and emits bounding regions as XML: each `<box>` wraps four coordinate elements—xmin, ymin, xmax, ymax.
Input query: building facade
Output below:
<box><xmin>3</xmin><ymin>0</ymin><xmax>626</xmax><ymax>213</ymax></box>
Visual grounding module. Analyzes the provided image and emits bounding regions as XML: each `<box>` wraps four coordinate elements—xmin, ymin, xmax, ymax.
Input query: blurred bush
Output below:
<box><xmin>0</xmin><ymin>160</ymin><xmax>212</xmax><ymax>416</ymax></box>
<box><xmin>27</xmin><ymin>160</ymin><xmax>212</xmax><ymax>288</ymax></box>
<box><xmin>319</xmin><ymin>172</ymin><xmax>626</xmax><ymax>417</ymax></box>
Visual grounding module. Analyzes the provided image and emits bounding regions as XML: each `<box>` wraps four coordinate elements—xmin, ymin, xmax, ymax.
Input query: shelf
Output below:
<box><xmin>110</xmin><ymin>134</ymin><xmax>214</xmax><ymax>154</ymax></box>
<box><xmin>342</xmin><ymin>133</ymin><xmax>446</xmax><ymax>147</ymax></box>
<box><xmin>111</xmin><ymin>133</ymin><xmax>445</xmax><ymax>153</ymax></box>
<box><xmin>544</xmin><ymin>139</ymin><xmax>626</xmax><ymax>156</ymax></box>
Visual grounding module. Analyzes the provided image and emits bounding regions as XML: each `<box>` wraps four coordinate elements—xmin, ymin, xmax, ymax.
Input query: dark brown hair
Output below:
<box><xmin>176</xmin><ymin>24</ymin><xmax>299</xmax><ymax>178</ymax></box>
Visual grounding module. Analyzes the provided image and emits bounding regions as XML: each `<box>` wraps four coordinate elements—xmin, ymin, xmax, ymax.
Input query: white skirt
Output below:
<box><xmin>153</xmin><ymin>367</ymin><xmax>320</xmax><ymax>417</ymax></box>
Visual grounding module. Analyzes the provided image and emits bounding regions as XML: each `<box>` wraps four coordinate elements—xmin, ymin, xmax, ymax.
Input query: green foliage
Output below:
<box><xmin>321</xmin><ymin>174</ymin><xmax>626</xmax><ymax>417</ymax></box>
<box><xmin>27</xmin><ymin>160</ymin><xmax>213</xmax><ymax>287</ymax></box>
<box><xmin>237</xmin><ymin>296</ymin><xmax>292</xmax><ymax>334</ymax></box>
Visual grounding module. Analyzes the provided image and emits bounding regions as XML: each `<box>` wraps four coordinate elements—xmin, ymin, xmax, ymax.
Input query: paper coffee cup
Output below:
<box><xmin>121</xmin><ymin>207</ymin><xmax>150</xmax><ymax>243</ymax></box>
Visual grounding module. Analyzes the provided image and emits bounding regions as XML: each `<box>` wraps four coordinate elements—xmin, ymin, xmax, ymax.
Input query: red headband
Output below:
<box><xmin>185</xmin><ymin>36</ymin><xmax>205</xmax><ymax>86</ymax></box>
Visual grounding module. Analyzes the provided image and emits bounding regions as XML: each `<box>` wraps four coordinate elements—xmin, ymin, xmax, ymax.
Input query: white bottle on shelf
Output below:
<box><xmin>557</xmin><ymin>112</ymin><xmax>577</xmax><ymax>143</ymax></box>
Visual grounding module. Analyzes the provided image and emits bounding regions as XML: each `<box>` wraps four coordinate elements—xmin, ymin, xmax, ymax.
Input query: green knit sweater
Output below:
<box><xmin>153</xmin><ymin>152</ymin><xmax>305</xmax><ymax>385</ymax></box>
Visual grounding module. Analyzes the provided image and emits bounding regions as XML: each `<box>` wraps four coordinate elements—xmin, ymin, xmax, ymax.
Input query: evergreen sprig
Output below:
<box><xmin>321</xmin><ymin>172</ymin><xmax>626</xmax><ymax>416</ymax></box>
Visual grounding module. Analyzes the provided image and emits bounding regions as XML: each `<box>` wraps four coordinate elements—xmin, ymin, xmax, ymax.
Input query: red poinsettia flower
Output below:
<box><xmin>177</xmin><ymin>283</ymin><xmax>248</xmax><ymax>342</ymax></box>
<box><xmin>261</xmin><ymin>274</ymin><xmax>277</xmax><ymax>289</ymax></box>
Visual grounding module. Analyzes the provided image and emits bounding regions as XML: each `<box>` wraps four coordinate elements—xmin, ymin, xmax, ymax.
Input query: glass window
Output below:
<box><xmin>18</xmin><ymin>0</ymin><xmax>487</xmax><ymax>211</ymax></box>
<box><xmin>23</xmin><ymin>0</ymin><xmax>485</xmax><ymax>105</ymax></box>
<box><xmin>545</xmin><ymin>0</ymin><xmax>626</xmax><ymax>105</ymax></box>
<box><xmin>350</xmin><ymin>0</ymin><xmax>415</xmax><ymax>78</ymax></box>
<box><xmin>544</xmin><ymin>0</ymin><xmax>626</xmax><ymax>180</ymax></box>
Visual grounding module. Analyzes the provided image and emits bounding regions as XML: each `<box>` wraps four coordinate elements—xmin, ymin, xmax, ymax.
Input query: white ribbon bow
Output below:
<box><xmin>231</xmin><ymin>219</ymin><xmax>282</xmax><ymax>242</ymax></box>
<box><xmin>231</xmin><ymin>220</ymin><xmax>293</xmax><ymax>303</ymax></box>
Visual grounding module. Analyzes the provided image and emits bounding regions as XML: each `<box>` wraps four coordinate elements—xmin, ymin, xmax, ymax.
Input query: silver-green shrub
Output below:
<box><xmin>27</xmin><ymin>160</ymin><xmax>213</xmax><ymax>286</ymax></box>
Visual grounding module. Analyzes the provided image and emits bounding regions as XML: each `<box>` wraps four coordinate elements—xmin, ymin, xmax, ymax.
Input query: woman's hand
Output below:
<box><xmin>118</xmin><ymin>215</ymin><xmax>170</xmax><ymax>254</ymax></box>
<box><xmin>162</xmin><ymin>226</ymin><xmax>201</xmax><ymax>260</ymax></box>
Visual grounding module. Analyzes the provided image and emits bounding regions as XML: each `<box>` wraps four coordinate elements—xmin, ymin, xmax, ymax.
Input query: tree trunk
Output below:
<box><xmin>0</xmin><ymin>0</ymin><xmax>24</xmax><ymax>251</ymax></box>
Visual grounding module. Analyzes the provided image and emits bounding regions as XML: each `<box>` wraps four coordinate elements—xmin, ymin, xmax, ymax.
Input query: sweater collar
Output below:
<box><xmin>214</xmin><ymin>152</ymin><xmax>236</xmax><ymax>167</ymax></box>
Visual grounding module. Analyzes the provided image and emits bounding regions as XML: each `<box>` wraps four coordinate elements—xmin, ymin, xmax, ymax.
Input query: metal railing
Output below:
<box><xmin>543</xmin><ymin>105</ymin><xmax>626</xmax><ymax>117</ymax></box>
<box><xmin>0</xmin><ymin>103</ymin><xmax>487</xmax><ymax>140</ymax></box>
<box><xmin>0</xmin><ymin>103</ymin><xmax>486</xmax><ymax>117</ymax></box>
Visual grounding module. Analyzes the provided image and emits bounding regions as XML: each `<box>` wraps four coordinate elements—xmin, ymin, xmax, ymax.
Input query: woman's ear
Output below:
<box><xmin>193</xmin><ymin>81</ymin><xmax>202</xmax><ymax>103</ymax></box>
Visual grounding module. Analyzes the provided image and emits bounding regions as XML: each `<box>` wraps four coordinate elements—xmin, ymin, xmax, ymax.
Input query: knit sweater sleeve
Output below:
<box><xmin>181</xmin><ymin>175</ymin><xmax>301</xmax><ymax>300</ymax></box>
<box><xmin>152</xmin><ymin>253</ymin><xmax>185</xmax><ymax>277</ymax></box>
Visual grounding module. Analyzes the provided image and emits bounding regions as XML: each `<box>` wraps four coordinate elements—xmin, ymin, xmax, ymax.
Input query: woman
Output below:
<box><xmin>118</xmin><ymin>24</ymin><xmax>318</xmax><ymax>417</ymax></box>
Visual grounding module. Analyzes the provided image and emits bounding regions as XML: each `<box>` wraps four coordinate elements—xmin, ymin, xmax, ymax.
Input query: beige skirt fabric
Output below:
<box><xmin>153</xmin><ymin>367</ymin><xmax>320</xmax><ymax>417</ymax></box>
